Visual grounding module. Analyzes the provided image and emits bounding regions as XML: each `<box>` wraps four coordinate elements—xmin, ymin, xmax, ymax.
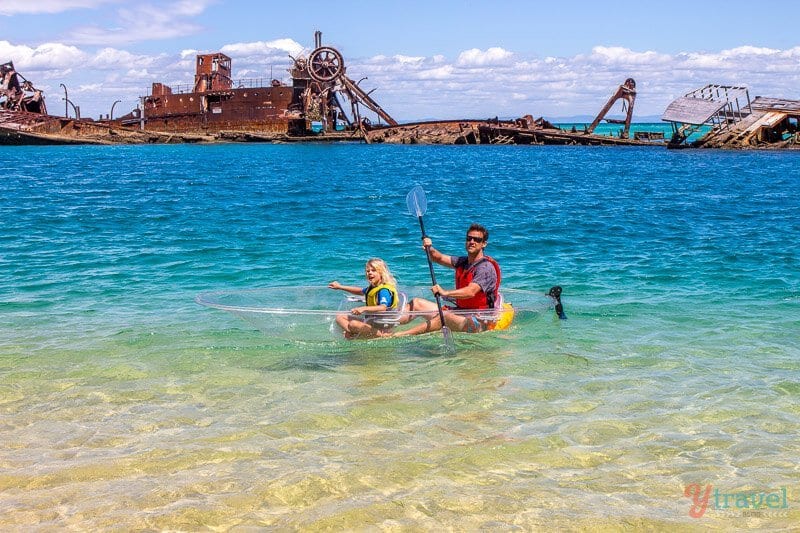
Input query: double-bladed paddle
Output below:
<box><xmin>406</xmin><ymin>186</ymin><xmax>455</xmax><ymax>352</ymax></box>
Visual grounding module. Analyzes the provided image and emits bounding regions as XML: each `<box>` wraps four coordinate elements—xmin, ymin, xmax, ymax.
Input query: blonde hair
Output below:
<box><xmin>366</xmin><ymin>258</ymin><xmax>397</xmax><ymax>287</ymax></box>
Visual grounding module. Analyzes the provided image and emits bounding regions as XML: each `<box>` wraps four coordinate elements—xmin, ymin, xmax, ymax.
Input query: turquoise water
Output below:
<box><xmin>1</xmin><ymin>143</ymin><xmax>798</xmax><ymax>529</ymax></box>
<box><xmin>555</xmin><ymin>122</ymin><xmax>710</xmax><ymax>143</ymax></box>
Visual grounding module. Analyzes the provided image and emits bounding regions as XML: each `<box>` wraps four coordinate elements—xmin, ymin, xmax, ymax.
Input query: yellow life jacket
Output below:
<box><xmin>365</xmin><ymin>283</ymin><xmax>398</xmax><ymax>309</ymax></box>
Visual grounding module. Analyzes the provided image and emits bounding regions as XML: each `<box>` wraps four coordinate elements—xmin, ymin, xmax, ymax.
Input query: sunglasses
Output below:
<box><xmin>465</xmin><ymin>235</ymin><xmax>485</xmax><ymax>243</ymax></box>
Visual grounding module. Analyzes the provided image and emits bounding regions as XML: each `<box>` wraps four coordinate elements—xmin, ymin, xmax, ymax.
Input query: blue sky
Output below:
<box><xmin>2</xmin><ymin>0</ymin><xmax>800</xmax><ymax>121</ymax></box>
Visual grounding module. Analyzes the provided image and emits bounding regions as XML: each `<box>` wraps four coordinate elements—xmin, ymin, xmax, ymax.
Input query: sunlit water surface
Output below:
<box><xmin>1</xmin><ymin>143</ymin><xmax>798</xmax><ymax>529</ymax></box>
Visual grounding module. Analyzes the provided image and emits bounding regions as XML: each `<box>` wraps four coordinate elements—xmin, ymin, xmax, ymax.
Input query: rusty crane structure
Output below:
<box><xmin>585</xmin><ymin>78</ymin><xmax>637</xmax><ymax>139</ymax></box>
<box><xmin>121</xmin><ymin>31</ymin><xmax>397</xmax><ymax>138</ymax></box>
<box><xmin>294</xmin><ymin>31</ymin><xmax>397</xmax><ymax>133</ymax></box>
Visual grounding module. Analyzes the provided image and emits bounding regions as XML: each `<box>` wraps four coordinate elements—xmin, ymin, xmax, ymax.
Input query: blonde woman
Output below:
<box><xmin>328</xmin><ymin>258</ymin><xmax>400</xmax><ymax>338</ymax></box>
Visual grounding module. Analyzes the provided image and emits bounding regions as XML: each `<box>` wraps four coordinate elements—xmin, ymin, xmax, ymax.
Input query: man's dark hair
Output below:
<box><xmin>467</xmin><ymin>223</ymin><xmax>489</xmax><ymax>242</ymax></box>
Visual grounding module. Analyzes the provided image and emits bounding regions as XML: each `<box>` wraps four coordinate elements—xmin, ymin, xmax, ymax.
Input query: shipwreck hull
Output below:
<box><xmin>0</xmin><ymin>108</ymin><xmax>222</xmax><ymax>145</ymax></box>
<box><xmin>0</xmin><ymin>127</ymin><xmax>93</xmax><ymax>145</ymax></box>
<box><xmin>363</xmin><ymin>120</ymin><xmax>482</xmax><ymax>144</ymax></box>
<box><xmin>0</xmin><ymin>109</ymin><xmax>106</xmax><ymax>145</ymax></box>
<box><xmin>139</xmin><ymin>86</ymin><xmax>298</xmax><ymax>134</ymax></box>
<box><xmin>478</xmin><ymin>124</ymin><xmax>660</xmax><ymax>146</ymax></box>
<box><xmin>362</xmin><ymin>118</ymin><xmax>664</xmax><ymax>147</ymax></box>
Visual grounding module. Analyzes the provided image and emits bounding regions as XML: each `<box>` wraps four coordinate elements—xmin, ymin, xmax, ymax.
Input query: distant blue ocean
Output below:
<box><xmin>1</xmin><ymin>142</ymin><xmax>798</xmax><ymax>529</ymax></box>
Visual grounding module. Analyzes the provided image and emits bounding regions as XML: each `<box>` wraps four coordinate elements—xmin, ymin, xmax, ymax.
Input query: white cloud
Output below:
<box><xmin>457</xmin><ymin>47</ymin><xmax>513</xmax><ymax>66</ymax></box>
<box><xmin>77</xmin><ymin>83</ymin><xmax>102</xmax><ymax>91</ymax></box>
<box><xmin>68</xmin><ymin>22</ymin><xmax>201</xmax><ymax>46</ymax></box>
<box><xmin>415</xmin><ymin>65</ymin><xmax>454</xmax><ymax>80</ymax></box>
<box><xmin>0</xmin><ymin>40</ymin><xmax>86</xmax><ymax>69</ymax></box>
<box><xmin>585</xmin><ymin>46</ymin><xmax>672</xmax><ymax>66</ymax></box>
<box><xmin>342</xmin><ymin>43</ymin><xmax>800</xmax><ymax>119</ymax></box>
<box><xmin>722</xmin><ymin>45</ymin><xmax>780</xmax><ymax>56</ymax></box>
<box><xmin>89</xmin><ymin>48</ymin><xmax>159</xmax><ymax>69</ymax></box>
<box><xmin>393</xmin><ymin>54</ymin><xmax>425</xmax><ymax>65</ymax></box>
<box><xmin>220</xmin><ymin>39</ymin><xmax>305</xmax><ymax>59</ymax></box>
<box><xmin>124</xmin><ymin>68</ymin><xmax>154</xmax><ymax>80</ymax></box>
<box><xmin>679</xmin><ymin>51</ymin><xmax>734</xmax><ymax>70</ymax></box>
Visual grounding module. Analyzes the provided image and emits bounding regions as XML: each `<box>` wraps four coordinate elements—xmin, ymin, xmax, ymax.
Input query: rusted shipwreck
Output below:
<box><xmin>477</xmin><ymin>78</ymin><xmax>665</xmax><ymax>146</ymax></box>
<box><xmin>0</xmin><ymin>61</ymin><xmax>75</xmax><ymax>144</ymax></box>
<box><xmin>1</xmin><ymin>60</ymin><xmax>212</xmax><ymax>144</ymax></box>
<box><xmin>12</xmin><ymin>32</ymin><xmax>799</xmax><ymax>150</ymax></box>
<box><xmin>0</xmin><ymin>32</ymin><xmax>396</xmax><ymax>145</ymax></box>
<box><xmin>367</xmin><ymin>78</ymin><xmax>665</xmax><ymax>146</ymax></box>
<box><xmin>116</xmin><ymin>31</ymin><xmax>395</xmax><ymax>140</ymax></box>
<box><xmin>663</xmin><ymin>85</ymin><xmax>800</xmax><ymax>149</ymax></box>
<box><xmin>1</xmin><ymin>44</ymin><xmax>665</xmax><ymax>147</ymax></box>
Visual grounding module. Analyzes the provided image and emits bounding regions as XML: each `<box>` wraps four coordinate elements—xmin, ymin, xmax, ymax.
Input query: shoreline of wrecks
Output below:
<box><xmin>2</xmin><ymin>33</ymin><xmax>799</xmax><ymax>150</ymax></box>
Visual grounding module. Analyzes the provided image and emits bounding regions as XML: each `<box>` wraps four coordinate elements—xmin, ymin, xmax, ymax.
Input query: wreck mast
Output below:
<box><xmin>586</xmin><ymin>78</ymin><xmax>637</xmax><ymax>138</ymax></box>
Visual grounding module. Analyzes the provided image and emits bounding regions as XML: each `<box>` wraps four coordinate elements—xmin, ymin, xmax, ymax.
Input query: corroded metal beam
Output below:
<box><xmin>341</xmin><ymin>76</ymin><xmax>397</xmax><ymax>127</ymax></box>
<box><xmin>586</xmin><ymin>78</ymin><xmax>636</xmax><ymax>138</ymax></box>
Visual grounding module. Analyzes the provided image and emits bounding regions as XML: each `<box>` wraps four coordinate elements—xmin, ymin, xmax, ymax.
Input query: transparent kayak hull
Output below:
<box><xmin>196</xmin><ymin>286</ymin><xmax>554</xmax><ymax>342</ymax></box>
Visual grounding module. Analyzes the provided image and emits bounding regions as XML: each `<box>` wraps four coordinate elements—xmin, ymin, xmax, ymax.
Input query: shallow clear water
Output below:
<box><xmin>1</xmin><ymin>143</ymin><xmax>798</xmax><ymax>529</ymax></box>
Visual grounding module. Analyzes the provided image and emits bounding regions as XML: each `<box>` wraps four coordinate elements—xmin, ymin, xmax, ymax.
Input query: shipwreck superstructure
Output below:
<box><xmin>1</xmin><ymin>61</ymin><xmax>46</xmax><ymax>114</ymax></box>
<box><xmin>0</xmin><ymin>61</ymin><xmax>62</xmax><ymax>144</ymax></box>
<box><xmin>662</xmin><ymin>85</ymin><xmax>800</xmax><ymax>149</ymax></box>
<box><xmin>129</xmin><ymin>52</ymin><xmax>296</xmax><ymax>134</ymax></box>
<box><xmin>121</xmin><ymin>31</ymin><xmax>397</xmax><ymax>139</ymax></box>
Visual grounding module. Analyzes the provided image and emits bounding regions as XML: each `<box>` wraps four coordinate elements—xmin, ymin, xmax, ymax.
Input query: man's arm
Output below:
<box><xmin>421</xmin><ymin>237</ymin><xmax>454</xmax><ymax>268</ymax></box>
<box><xmin>433</xmin><ymin>282</ymin><xmax>481</xmax><ymax>300</ymax></box>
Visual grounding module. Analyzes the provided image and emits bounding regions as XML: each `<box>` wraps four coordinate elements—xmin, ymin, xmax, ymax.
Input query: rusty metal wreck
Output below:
<box><xmin>0</xmin><ymin>32</ymin><xmax>397</xmax><ymax>145</ymax></box>
<box><xmin>3</xmin><ymin>32</ymin><xmax>800</xmax><ymax>149</ymax></box>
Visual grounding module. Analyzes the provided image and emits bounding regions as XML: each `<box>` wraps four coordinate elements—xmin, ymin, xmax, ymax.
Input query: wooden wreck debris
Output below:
<box><xmin>663</xmin><ymin>85</ymin><xmax>800</xmax><ymax>149</ymax></box>
<box><xmin>698</xmin><ymin>98</ymin><xmax>800</xmax><ymax>149</ymax></box>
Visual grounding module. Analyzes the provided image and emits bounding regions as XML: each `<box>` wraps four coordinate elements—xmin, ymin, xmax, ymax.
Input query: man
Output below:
<box><xmin>395</xmin><ymin>223</ymin><xmax>501</xmax><ymax>336</ymax></box>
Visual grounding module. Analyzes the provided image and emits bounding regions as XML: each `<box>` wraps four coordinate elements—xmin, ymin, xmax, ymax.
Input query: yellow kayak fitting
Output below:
<box><xmin>491</xmin><ymin>303</ymin><xmax>515</xmax><ymax>331</ymax></box>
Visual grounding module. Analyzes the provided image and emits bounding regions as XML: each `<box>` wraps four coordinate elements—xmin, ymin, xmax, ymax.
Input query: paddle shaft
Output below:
<box><xmin>416</xmin><ymin>215</ymin><xmax>450</xmax><ymax>330</ymax></box>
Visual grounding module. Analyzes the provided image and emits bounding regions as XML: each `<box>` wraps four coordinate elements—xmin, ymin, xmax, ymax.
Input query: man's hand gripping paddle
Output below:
<box><xmin>406</xmin><ymin>186</ymin><xmax>456</xmax><ymax>353</ymax></box>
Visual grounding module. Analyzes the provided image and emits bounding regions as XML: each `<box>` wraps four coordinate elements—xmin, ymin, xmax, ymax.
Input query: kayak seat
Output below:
<box><xmin>468</xmin><ymin>292</ymin><xmax>505</xmax><ymax>321</ymax></box>
<box><xmin>366</xmin><ymin>291</ymin><xmax>408</xmax><ymax>329</ymax></box>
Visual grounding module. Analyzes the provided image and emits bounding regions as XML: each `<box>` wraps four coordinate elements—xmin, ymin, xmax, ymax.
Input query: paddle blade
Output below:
<box><xmin>441</xmin><ymin>326</ymin><xmax>456</xmax><ymax>353</ymax></box>
<box><xmin>406</xmin><ymin>185</ymin><xmax>427</xmax><ymax>217</ymax></box>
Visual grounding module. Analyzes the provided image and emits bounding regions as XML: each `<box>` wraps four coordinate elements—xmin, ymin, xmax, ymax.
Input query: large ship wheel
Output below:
<box><xmin>308</xmin><ymin>46</ymin><xmax>344</xmax><ymax>82</ymax></box>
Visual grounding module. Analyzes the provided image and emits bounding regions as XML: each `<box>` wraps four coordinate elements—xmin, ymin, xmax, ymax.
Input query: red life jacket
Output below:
<box><xmin>454</xmin><ymin>255</ymin><xmax>501</xmax><ymax>309</ymax></box>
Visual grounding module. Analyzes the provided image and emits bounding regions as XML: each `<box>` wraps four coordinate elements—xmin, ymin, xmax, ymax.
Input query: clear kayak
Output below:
<box><xmin>196</xmin><ymin>286</ymin><xmax>559</xmax><ymax>342</ymax></box>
